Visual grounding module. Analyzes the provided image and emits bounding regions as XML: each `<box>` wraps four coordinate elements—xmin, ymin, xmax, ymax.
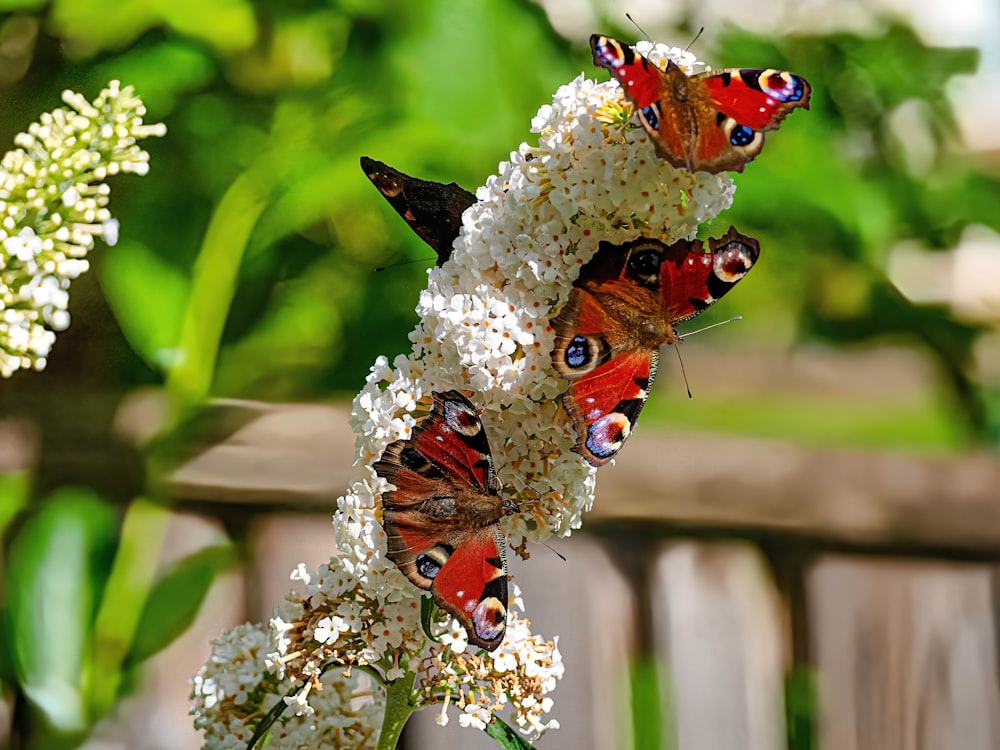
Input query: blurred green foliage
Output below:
<box><xmin>631</xmin><ymin>654</ymin><xmax>673</xmax><ymax>750</ymax></box>
<box><xmin>0</xmin><ymin>0</ymin><xmax>997</xmax><ymax>747</ymax></box>
<box><xmin>713</xmin><ymin>24</ymin><xmax>990</xmax><ymax>441</ymax></box>
<box><xmin>2</xmin><ymin>488</ymin><xmax>234</xmax><ymax>749</ymax></box>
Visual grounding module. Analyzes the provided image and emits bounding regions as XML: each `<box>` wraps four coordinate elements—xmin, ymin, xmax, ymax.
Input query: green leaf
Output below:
<box><xmin>4</xmin><ymin>487</ymin><xmax>118</xmax><ymax>736</ymax></box>
<box><xmin>484</xmin><ymin>716</ymin><xmax>534</xmax><ymax>749</ymax></box>
<box><xmin>47</xmin><ymin>0</ymin><xmax>256</xmax><ymax>55</ymax></box>
<box><xmin>92</xmin><ymin>40</ymin><xmax>217</xmax><ymax>113</ymax></box>
<box><xmin>0</xmin><ymin>471</ymin><xmax>31</xmax><ymax>689</ymax></box>
<box><xmin>0</xmin><ymin>0</ymin><xmax>49</xmax><ymax>9</ymax></box>
<box><xmin>89</xmin><ymin>498</ymin><xmax>171</xmax><ymax>717</ymax></box>
<box><xmin>247</xmin><ymin>685</ymin><xmax>296</xmax><ymax>750</ymax></box>
<box><xmin>0</xmin><ymin>470</ymin><xmax>30</xmax><ymax>535</ymax></box>
<box><xmin>168</xmin><ymin>167</ymin><xmax>270</xmax><ymax>409</ymax></box>
<box><xmin>125</xmin><ymin>544</ymin><xmax>236</xmax><ymax>667</ymax></box>
<box><xmin>98</xmin><ymin>239</ymin><xmax>190</xmax><ymax>371</ymax></box>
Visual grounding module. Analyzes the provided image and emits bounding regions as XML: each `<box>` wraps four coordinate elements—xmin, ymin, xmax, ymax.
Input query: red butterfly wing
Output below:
<box><xmin>431</xmin><ymin>527</ymin><xmax>508</xmax><ymax>650</ymax></box>
<box><xmin>559</xmin><ymin>341</ymin><xmax>657</xmax><ymax>466</ymax></box>
<box><xmin>590</xmin><ymin>34</ymin><xmax>663</xmax><ymax>108</ymax></box>
<box><xmin>590</xmin><ymin>35</ymin><xmax>693</xmax><ymax>166</ymax></box>
<box><xmin>552</xmin><ymin>259</ymin><xmax>661</xmax><ymax>466</ymax></box>
<box><xmin>407</xmin><ymin>390</ymin><xmax>496</xmax><ymax>493</ymax></box>
<box><xmin>689</xmin><ymin>69</ymin><xmax>811</xmax><ymax>172</ymax></box>
<box><xmin>373</xmin><ymin>391</ymin><xmax>509</xmax><ymax>650</ymax></box>
<box><xmin>659</xmin><ymin>227</ymin><xmax>760</xmax><ymax>324</ymax></box>
<box><xmin>700</xmin><ymin>69</ymin><xmax>811</xmax><ymax>131</ymax></box>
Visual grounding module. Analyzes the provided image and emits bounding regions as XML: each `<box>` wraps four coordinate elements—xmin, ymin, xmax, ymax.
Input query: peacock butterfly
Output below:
<box><xmin>373</xmin><ymin>390</ymin><xmax>515</xmax><ymax>650</ymax></box>
<box><xmin>590</xmin><ymin>34</ymin><xmax>810</xmax><ymax>173</ymax></box>
<box><xmin>551</xmin><ymin>227</ymin><xmax>760</xmax><ymax>466</ymax></box>
<box><xmin>361</xmin><ymin>156</ymin><xmax>475</xmax><ymax>266</ymax></box>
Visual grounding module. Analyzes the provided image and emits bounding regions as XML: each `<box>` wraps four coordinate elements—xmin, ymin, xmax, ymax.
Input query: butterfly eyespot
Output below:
<box><xmin>375</xmin><ymin>390</ymin><xmax>509</xmax><ymax>650</ymax></box>
<box><xmin>641</xmin><ymin>105</ymin><xmax>660</xmax><ymax>131</ymax></box>
<box><xmin>552</xmin><ymin>229</ymin><xmax>759</xmax><ymax>466</ymax></box>
<box><xmin>565</xmin><ymin>336</ymin><xmax>591</xmax><ymax>369</ymax></box>
<box><xmin>400</xmin><ymin>448</ymin><xmax>422</xmax><ymax>467</ymax></box>
<box><xmin>400</xmin><ymin>447</ymin><xmax>442</xmax><ymax>477</ymax></box>
<box><xmin>443</xmin><ymin>399</ymin><xmax>482</xmax><ymax>437</ymax></box>
<box><xmin>591</xmin><ymin>35</ymin><xmax>809</xmax><ymax>174</ymax></box>
<box><xmin>729</xmin><ymin>124</ymin><xmax>756</xmax><ymax>147</ymax></box>
<box><xmin>762</xmin><ymin>71</ymin><xmax>805</xmax><ymax>102</ymax></box>
<box><xmin>714</xmin><ymin>242</ymin><xmax>757</xmax><ymax>282</ymax></box>
<box><xmin>585</xmin><ymin>412</ymin><xmax>632</xmax><ymax>460</ymax></box>
<box><xmin>416</xmin><ymin>553</ymin><xmax>443</xmax><ymax>581</ymax></box>
<box><xmin>471</xmin><ymin>597</ymin><xmax>507</xmax><ymax>644</ymax></box>
<box><xmin>626</xmin><ymin>249</ymin><xmax>661</xmax><ymax>289</ymax></box>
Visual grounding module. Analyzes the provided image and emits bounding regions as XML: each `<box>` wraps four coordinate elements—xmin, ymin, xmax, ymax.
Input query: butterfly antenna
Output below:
<box><xmin>505</xmin><ymin>483</ymin><xmax>542</xmax><ymax>513</ymax></box>
<box><xmin>373</xmin><ymin>257</ymin><xmax>435</xmax><ymax>272</ymax></box>
<box><xmin>680</xmin><ymin>315</ymin><xmax>742</xmax><ymax>338</ymax></box>
<box><xmin>684</xmin><ymin>27</ymin><xmax>705</xmax><ymax>53</ymax></box>
<box><xmin>543</xmin><ymin>541</ymin><xmax>567</xmax><ymax>562</ymax></box>
<box><xmin>625</xmin><ymin>13</ymin><xmax>651</xmax><ymax>40</ymax></box>
<box><xmin>673</xmin><ymin>316</ymin><xmax>742</xmax><ymax>399</ymax></box>
<box><xmin>673</xmin><ymin>344</ymin><xmax>693</xmax><ymax>399</ymax></box>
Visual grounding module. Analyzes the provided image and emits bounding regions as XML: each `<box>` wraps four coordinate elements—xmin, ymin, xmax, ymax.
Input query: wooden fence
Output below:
<box><xmin>162</xmin><ymin>390</ymin><xmax>1000</xmax><ymax>749</ymax></box>
<box><xmin>4</xmin><ymin>346</ymin><xmax>1000</xmax><ymax>749</ymax></box>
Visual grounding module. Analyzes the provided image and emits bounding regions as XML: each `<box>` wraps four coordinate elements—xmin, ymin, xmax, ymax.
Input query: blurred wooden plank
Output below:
<box><xmin>165</xmin><ymin>399</ymin><xmax>1000</xmax><ymax>555</ymax></box>
<box><xmin>808</xmin><ymin>556</ymin><xmax>1000</xmax><ymax>749</ymax></box>
<box><xmin>651</xmin><ymin>542</ymin><xmax>787</xmax><ymax>750</ymax></box>
<box><xmin>406</xmin><ymin>534</ymin><xmax>636</xmax><ymax>749</ymax></box>
<box><xmin>595</xmin><ymin>432</ymin><xmax>1000</xmax><ymax>554</ymax></box>
<box><xmin>169</xmin><ymin>400</ymin><xmax>357</xmax><ymax>507</ymax></box>
<box><xmin>248</xmin><ymin>514</ymin><xmax>338</xmax><ymax>622</ymax></box>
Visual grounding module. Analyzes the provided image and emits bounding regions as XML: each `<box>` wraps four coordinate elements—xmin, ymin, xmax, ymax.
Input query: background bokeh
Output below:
<box><xmin>1</xmin><ymin>0</ymin><xmax>999</xmax><ymax>747</ymax></box>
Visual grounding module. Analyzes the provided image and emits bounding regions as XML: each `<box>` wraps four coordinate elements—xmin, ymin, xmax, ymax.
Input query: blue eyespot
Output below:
<box><xmin>416</xmin><ymin>554</ymin><xmax>441</xmax><ymax>580</ymax></box>
<box><xmin>642</xmin><ymin>105</ymin><xmax>659</xmax><ymax>131</ymax></box>
<box><xmin>764</xmin><ymin>72</ymin><xmax>805</xmax><ymax>102</ymax></box>
<box><xmin>730</xmin><ymin>124</ymin><xmax>755</xmax><ymax>146</ymax></box>
<box><xmin>566</xmin><ymin>336</ymin><xmax>589</xmax><ymax>369</ymax></box>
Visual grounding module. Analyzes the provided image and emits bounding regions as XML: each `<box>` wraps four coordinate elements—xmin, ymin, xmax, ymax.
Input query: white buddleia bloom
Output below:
<box><xmin>0</xmin><ymin>81</ymin><xmax>165</xmax><ymax>376</ymax></box>
<box><xmin>190</xmin><ymin>623</ymin><xmax>385</xmax><ymax>749</ymax></box>
<box><xmin>192</xmin><ymin>41</ymin><xmax>732</xmax><ymax>747</ymax></box>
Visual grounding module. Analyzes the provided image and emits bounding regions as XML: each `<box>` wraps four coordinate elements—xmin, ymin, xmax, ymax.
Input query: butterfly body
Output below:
<box><xmin>552</xmin><ymin>227</ymin><xmax>760</xmax><ymax>465</ymax></box>
<box><xmin>374</xmin><ymin>390</ymin><xmax>513</xmax><ymax>650</ymax></box>
<box><xmin>591</xmin><ymin>35</ymin><xmax>810</xmax><ymax>173</ymax></box>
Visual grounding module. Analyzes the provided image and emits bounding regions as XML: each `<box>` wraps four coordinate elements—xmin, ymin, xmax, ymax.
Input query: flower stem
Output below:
<box><xmin>377</xmin><ymin>670</ymin><xmax>417</xmax><ymax>750</ymax></box>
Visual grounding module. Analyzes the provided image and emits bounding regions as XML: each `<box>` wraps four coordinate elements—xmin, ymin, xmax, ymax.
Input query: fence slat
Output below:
<box><xmin>652</xmin><ymin>542</ymin><xmax>788</xmax><ymax>750</ymax></box>
<box><xmin>809</xmin><ymin>556</ymin><xmax>1000</xmax><ymax>750</ymax></box>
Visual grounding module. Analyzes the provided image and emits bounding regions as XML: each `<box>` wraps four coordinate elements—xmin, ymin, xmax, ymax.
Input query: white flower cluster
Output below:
<box><xmin>191</xmin><ymin>622</ymin><xmax>385</xmax><ymax>749</ymax></box>
<box><xmin>0</xmin><ymin>80</ymin><xmax>165</xmax><ymax>376</ymax></box>
<box><xmin>420</xmin><ymin>587</ymin><xmax>564</xmax><ymax>736</ymax></box>
<box><xmin>192</xmin><ymin>41</ymin><xmax>734</xmax><ymax>747</ymax></box>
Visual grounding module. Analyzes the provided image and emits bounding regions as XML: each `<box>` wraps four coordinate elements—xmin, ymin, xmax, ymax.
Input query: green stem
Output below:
<box><xmin>377</xmin><ymin>671</ymin><xmax>417</xmax><ymax>750</ymax></box>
